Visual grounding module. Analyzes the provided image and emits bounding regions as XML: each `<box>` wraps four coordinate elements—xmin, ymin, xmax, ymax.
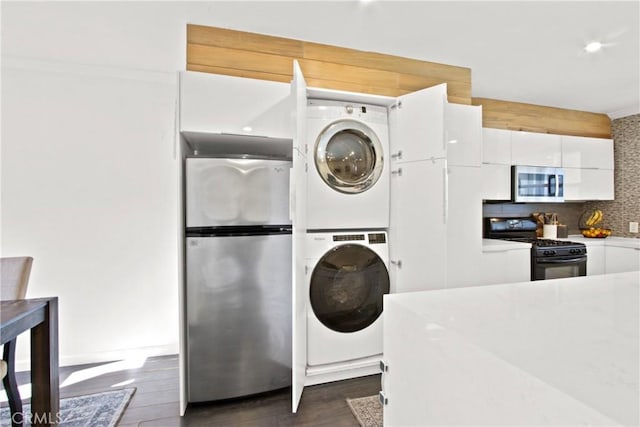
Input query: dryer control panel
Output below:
<box><xmin>331</xmin><ymin>233</ymin><xmax>386</xmax><ymax>244</ymax></box>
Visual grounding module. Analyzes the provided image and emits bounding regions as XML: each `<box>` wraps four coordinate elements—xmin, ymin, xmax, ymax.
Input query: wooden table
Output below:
<box><xmin>1</xmin><ymin>298</ymin><xmax>59</xmax><ymax>426</ymax></box>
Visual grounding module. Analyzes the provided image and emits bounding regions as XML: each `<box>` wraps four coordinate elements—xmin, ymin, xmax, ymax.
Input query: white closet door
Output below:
<box><xmin>389</xmin><ymin>159</ymin><xmax>447</xmax><ymax>293</ymax></box>
<box><xmin>389</xmin><ymin>84</ymin><xmax>449</xmax><ymax>294</ymax></box>
<box><xmin>291</xmin><ymin>60</ymin><xmax>308</xmax><ymax>413</ymax></box>
<box><xmin>388</xmin><ymin>84</ymin><xmax>447</xmax><ymax>162</ymax></box>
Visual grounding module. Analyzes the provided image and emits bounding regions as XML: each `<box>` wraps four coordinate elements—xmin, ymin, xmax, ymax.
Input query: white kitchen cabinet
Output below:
<box><xmin>481</xmin><ymin>164</ymin><xmax>511</xmax><ymax>200</ymax></box>
<box><xmin>481</xmin><ymin>128</ymin><xmax>512</xmax><ymax>200</ymax></box>
<box><xmin>388</xmin><ymin>84</ymin><xmax>446</xmax><ymax>162</ymax></box>
<box><xmin>511</xmin><ymin>131</ymin><xmax>562</xmax><ymax>167</ymax></box>
<box><xmin>447</xmin><ymin>166</ymin><xmax>482</xmax><ymax>288</ymax></box>
<box><xmin>445</xmin><ymin>102</ymin><xmax>482</xmax><ymax>287</ymax></box>
<box><xmin>561</xmin><ymin>136</ymin><xmax>614</xmax><ymax>169</ymax></box>
<box><xmin>478</xmin><ymin>243</ymin><xmax>531</xmax><ymax>285</ymax></box>
<box><xmin>180</xmin><ymin>71</ymin><xmax>291</xmax><ymax>138</ymax></box>
<box><xmin>586</xmin><ymin>244</ymin><xmax>605</xmax><ymax>276</ymax></box>
<box><xmin>605</xmin><ymin>245</ymin><xmax>640</xmax><ymax>274</ymax></box>
<box><xmin>482</xmin><ymin>128</ymin><xmax>512</xmax><ymax>165</ymax></box>
<box><xmin>445</xmin><ymin>103</ymin><xmax>482</xmax><ymax>167</ymax></box>
<box><xmin>564</xmin><ymin>168</ymin><xmax>614</xmax><ymax>201</ymax></box>
<box><xmin>562</xmin><ymin>135</ymin><xmax>614</xmax><ymax>201</ymax></box>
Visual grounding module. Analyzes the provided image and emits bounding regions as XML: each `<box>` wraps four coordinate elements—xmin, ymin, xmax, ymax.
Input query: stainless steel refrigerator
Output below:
<box><xmin>185</xmin><ymin>157</ymin><xmax>292</xmax><ymax>402</ymax></box>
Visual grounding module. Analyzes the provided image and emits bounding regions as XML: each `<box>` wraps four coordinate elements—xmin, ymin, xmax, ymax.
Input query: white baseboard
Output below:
<box><xmin>305</xmin><ymin>355</ymin><xmax>381</xmax><ymax>386</ymax></box>
<box><xmin>15</xmin><ymin>344</ymin><xmax>178</xmax><ymax>372</ymax></box>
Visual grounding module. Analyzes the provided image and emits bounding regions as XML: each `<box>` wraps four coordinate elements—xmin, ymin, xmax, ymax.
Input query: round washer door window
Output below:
<box><xmin>310</xmin><ymin>244</ymin><xmax>390</xmax><ymax>333</ymax></box>
<box><xmin>315</xmin><ymin>120</ymin><xmax>384</xmax><ymax>194</ymax></box>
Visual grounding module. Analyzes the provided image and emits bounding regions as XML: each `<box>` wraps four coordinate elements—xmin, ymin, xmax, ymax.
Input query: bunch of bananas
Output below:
<box><xmin>585</xmin><ymin>209</ymin><xmax>603</xmax><ymax>227</ymax></box>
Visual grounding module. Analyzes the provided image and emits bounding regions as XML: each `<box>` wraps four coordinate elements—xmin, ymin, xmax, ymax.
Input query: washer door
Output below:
<box><xmin>310</xmin><ymin>244</ymin><xmax>390</xmax><ymax>333</ymax></box>
<box><xmin>315</xmin><ymin>120</ymin><xmax>384</xmax><ymax>194</ymax></box>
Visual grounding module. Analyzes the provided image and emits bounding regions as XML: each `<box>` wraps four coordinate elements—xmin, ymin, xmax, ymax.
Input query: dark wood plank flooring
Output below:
<box><xmin>1</xmin><ymin>355</ymin><xmax>381</xmax><ymax>426</ymax></box>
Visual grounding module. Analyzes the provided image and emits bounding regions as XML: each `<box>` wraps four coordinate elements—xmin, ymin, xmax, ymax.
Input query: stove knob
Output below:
<box><xmin>550</xmin><ymin>250</ymin><xmax>556</xmax><ymax>256</ymax></box>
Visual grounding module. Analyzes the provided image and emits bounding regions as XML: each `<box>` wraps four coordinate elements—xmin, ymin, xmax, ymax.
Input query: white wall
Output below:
<box><xmin>1</xmin><ymin>2</ymin><xmax>188</xmax><ymax>367</ymax></box>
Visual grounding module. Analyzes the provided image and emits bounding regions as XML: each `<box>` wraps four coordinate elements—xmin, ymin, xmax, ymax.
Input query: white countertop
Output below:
<box><xmin>384</xmin><ymin>272</ymin><xmax>639</xmax><ymax>425</ymax></box>
<box><xmin>483</xmin><ymin>235</ymin><xmax>640</xmax><ymax>250</ymax></box>
<box><xmin>482</xmin><ymin>238</ymin><xmax>532</xmax><ymax>252</ymax></box>
<box><xmin>563</xmin><ymin>235</ymin><xmax>640</xmax><ymax>249</ymax></box>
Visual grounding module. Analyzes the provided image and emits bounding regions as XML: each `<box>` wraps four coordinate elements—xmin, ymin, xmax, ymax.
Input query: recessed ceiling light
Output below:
<box><xmin>242</xmin><ymin>126</ymin><xmax>252</xmax><ymax>132</ymax></box>
<box><xmin>584</xmin><ymin>41</ymin><xmax>603</xmax><ymax>53</ymax></box>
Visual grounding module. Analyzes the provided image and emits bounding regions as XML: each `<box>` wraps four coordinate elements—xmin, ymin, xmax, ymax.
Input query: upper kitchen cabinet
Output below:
<box><xmin>482</xmin><ymin>128</ymin><xmax>511</xmax><ymax>164</ymax></box>
<box><xmin>445</xmin><ymin>103</ymin><xmax>482</xmax><ymax>167</ymax></box>
<box><xmin>481</xmin><ymin>128</ymin><xmax>511</xmax><ymax>200</ymax></box>
<box><xmin>561</xmin><ymin>136</ymin><xmax>614</xmax><ymax>169</ymax></box>
<box><xmin>388</xmin><ymin>84</ymin><xmax>446</xmax><ymax>163</ymax></box>
<box><xmin>179</xmin><ymin>71</ymin><xmax>291</xmax><ymax>138</ymax></box>
<box><xmin>562</xmin><ymin>135</ymin><xmax>614</xmax><ymax>201</ymax></box>
<box><xmin>511</xmin><ymin>131</ymin><xmax>562</xmax><ymax>167</ymax></box>
<box><xmin>564</xmin><ymin>168</ymin><xmax>614</xmax><ymax>201</ymax></box>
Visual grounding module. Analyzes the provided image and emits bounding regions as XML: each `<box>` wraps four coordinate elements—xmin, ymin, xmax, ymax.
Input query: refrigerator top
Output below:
<box><xmin>185</xmin><ymin>157</ymin><xmax>292</xmax><ymax>228</ymax></box>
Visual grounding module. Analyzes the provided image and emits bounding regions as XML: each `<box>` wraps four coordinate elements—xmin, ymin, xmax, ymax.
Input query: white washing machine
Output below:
<box><xmin>306</xmin><ymin>230</ymin><xmax>390</xmax><ymax>367</ymax></box>
<box><xmin>306</xmin><ymin>99</ymin><xmax>390</xmax><ymax>230</ymax></box>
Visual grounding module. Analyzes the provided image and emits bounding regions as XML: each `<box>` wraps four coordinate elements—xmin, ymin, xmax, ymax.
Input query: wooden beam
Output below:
<box><xmin>472</xmin><ymin>98</ymin><xmax>611</xmax><ymax>138</ymax></box>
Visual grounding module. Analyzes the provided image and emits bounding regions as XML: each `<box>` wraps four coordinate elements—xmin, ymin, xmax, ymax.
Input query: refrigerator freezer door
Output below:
<box><xmin>186</xmin><ymin>233</ymin><xmax>292</xmax><ymax>402</ymax></box>
<box><xmin>186</xmin><ymin>158</ymin><xmax>292</xmax><ymax>228</ymax></box>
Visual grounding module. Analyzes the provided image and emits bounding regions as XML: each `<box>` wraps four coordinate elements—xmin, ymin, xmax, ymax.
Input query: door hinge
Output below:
<box><xmin>304</xmin><ymin>265</ymin><xmax>309</xmax><ymax>275</ymax></box>
<box><xmin>391</xmin><ymin>168</ymin><xmax>403</xmax><ymax>177</ymax></box>
<box><xmin>390</xmin><ymin>260</ymin><xmax>403</xmax><ymax>269</ymax></box>
<box><xmin>305</xmin><ymin>163</ymin><xmax>308</xmax><ymax>172</ymax></box>
<box><xmin>390</xmin><ymin>150</ymin><xmax>403</xmax><ymax>161</ymax></box>
<box><xmin>390</xmin><ymin>101</ymin><xmax>403</xmax><ymax>110</ymax></box>
<box><xmin>379</xmin><ymin>391</ymin><xmax>388</xmax><ymax>406</ymax></box>
<box><xmin>379</xmin><ymin>360</ymin><xmax>389</xmax><ymax>373</ymax></box>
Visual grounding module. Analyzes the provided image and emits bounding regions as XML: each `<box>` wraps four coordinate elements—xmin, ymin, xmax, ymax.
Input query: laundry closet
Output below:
<box><xmin>178</xmin><ymin>61</ymin><xmax>482</xmax><ymax>413</ymax></box>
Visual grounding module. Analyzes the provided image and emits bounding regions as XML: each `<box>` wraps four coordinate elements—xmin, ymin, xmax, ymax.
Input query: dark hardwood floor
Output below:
<box><xmin>1</xmin><ymin>355</ymin><xmax>381</xmax><ymax>426</ymax></box>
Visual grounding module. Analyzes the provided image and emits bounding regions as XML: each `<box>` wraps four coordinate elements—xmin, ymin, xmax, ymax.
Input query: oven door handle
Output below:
<box><xmin>538</xmin><ymin>256</ymin><xmax>587</xmax><ymax>264</ymax></box>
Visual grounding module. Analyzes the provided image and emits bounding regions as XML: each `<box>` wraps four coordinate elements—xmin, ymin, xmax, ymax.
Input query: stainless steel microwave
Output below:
<box><xmin>512</xmin><ymin>165</ymin><xmax>565</xmax><ymax>203</ymax></box>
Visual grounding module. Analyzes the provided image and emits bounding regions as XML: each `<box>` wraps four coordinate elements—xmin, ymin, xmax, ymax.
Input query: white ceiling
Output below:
<box><xmin>194</xmin><ymin>1</ymin><xmax>639</xmax><ymax>118</ymax></box>
<box><xmin>2</xmin><ymin>1</ymin><xmax>638</xmax><ymax>118</ymax></box>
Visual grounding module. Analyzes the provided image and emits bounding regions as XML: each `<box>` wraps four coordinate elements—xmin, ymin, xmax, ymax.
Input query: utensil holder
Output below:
<box><xmin>543</xmin><ymin>224</ymin><xmax>557</xmax><ymax>239</ymax></box>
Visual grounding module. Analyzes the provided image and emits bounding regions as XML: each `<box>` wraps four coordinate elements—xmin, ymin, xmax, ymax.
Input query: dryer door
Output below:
<box><xmin>314</xmin><ymin>120</ymin><xmax>383</xmax><ymax>194</ymax></box>
<box><xmin>310</xmin><ymin>244</ymin><xmax>390</xmax><ymax>333</ymax></box>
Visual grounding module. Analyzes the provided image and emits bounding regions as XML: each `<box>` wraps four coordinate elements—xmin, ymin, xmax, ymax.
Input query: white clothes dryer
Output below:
<box><xmin>306</xmin><ymin>99</ymin><xmax>389</xmax><ymax>230</ymax></box>
<box><xmin>306</xmin><ymin>230</ymin><xmax>390</xmax><ymax>367</ymax></box>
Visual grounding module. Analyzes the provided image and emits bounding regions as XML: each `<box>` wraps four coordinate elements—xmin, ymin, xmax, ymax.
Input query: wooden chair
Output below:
<box><xmin>1</xmin><ymin>256</ymin><xmax>33</xmax><ymax>426</ymax></box>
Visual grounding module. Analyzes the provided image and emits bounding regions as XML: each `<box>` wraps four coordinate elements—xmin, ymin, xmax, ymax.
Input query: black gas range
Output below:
<box><xmin>484</xmin><ymin>217</ymin><xmax>587</xmax><ymax>281</ymax></box>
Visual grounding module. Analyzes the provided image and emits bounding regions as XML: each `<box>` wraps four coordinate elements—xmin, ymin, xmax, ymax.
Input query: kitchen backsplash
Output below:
<box><xmin>586</xmin><ymin>114</ymin><xmax>640</xmax><ymax>238</ymax></box>
<box><xmin>483</xmin><ymin>202</ymin><xmax>586</xmax><ymax>235</ymax></box>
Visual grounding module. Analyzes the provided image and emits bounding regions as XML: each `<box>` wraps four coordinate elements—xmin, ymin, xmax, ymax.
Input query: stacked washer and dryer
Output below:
<box><xmin>304</xmin><ymin>99</ymin><xmax>391</xmax><ymax>381</ymax></box>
